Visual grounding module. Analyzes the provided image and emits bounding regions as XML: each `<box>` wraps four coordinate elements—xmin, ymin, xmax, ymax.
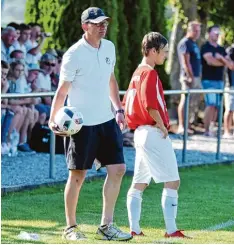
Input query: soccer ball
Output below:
<box><xmin>54</xmin><ymin>106</ymin><xmax>83</xmax><ymax>135</ymax></box>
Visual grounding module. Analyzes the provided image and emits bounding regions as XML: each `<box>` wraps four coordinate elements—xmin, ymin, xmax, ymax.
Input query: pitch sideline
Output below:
<box><xmin>204</xmin><ymin>219</ymin><xmax>234</xmax><ymax>231</ymax></box>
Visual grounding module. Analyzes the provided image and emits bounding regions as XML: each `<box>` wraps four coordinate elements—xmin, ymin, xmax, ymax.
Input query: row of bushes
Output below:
<box><xmin>25</xmin><ymin>0</ymin><xmax>170</xmax><ymax>90</ymax></box>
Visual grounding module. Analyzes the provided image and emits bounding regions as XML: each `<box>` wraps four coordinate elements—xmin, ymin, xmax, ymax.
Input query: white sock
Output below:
<box><xmin>161</xmin><ymin>188</ymin><xmax>178</xmax><ymax>234</ymax></box>
<box><xmin>127</xmin><ymin>188</ymin><xmax>142</xmax><ymax>234</ymax></box>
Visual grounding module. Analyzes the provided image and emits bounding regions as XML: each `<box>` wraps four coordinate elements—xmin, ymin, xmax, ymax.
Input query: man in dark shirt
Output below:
<box><xmin>177</xmin><ymin>21</ymin><xmax>201</xmax><ymax>134</ymax></box>
<box><xmin>201</xmin><ymin>25</ymin><xmax>232</xmax><ymax>136</ymax></box>
<box><xmin>223</xmin><ymin>44</ymin><xmax>234</xmax><ymax>138</ymax></box>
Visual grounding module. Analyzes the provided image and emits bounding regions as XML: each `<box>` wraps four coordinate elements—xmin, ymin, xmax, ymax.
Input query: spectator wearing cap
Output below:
<box><xmin>47</xmin><ymin>49</ymin><xmax>64</xmax><ymax>91</ymax></box>
<box><xmin>1</xmin><ymin>26</ymin><xmax>17</xmax><ymax>63</ymax></box>
<box><xmin>13</xmin><ymin>24</ymin><xmax>31</xmax><ymax>59</ymax></box>
<box><xmin>37</xmin><ymin>53</ymin><xmax>56</xmax><ymax>92</ymax></box>
<box><xmin>223</xmin><ymin>44</ymin><xmax>234</xmax><ymax>138</ymax></box>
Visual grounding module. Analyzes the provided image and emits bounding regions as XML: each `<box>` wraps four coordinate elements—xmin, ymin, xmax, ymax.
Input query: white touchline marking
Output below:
<box><xmin>204</xmin><ymin>220</ymin><xmax>234</xmax><ymax>231</ymax></box>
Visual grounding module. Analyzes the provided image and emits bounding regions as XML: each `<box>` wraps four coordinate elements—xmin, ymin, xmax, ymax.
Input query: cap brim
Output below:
<box><xmin>88</xmin><ymin>16</ymin><xmax>110</xmax><ymax>23</ymax></box>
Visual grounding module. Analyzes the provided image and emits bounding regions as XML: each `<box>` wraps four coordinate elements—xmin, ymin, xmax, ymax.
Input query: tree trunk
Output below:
<box><xmin>166</xmin><ymin>0</ymin><xmax>197</xmax><ymax>117</ymax></box>
<box><xmin>167</xmin><ymin>0</ymin><xmax>198</xmax><ymax>90</ymax></box>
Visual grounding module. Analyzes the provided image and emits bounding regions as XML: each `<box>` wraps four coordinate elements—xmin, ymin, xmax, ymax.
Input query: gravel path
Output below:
<box><xmin>2</xmin><ymin>134</ymin><xmax>234</xmax><ymax>192</ymax></box>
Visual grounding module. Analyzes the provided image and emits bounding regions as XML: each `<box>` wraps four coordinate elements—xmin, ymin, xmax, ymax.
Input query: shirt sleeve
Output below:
<box><xmin>178</xmin><ymin>40</ymin><xmax>189</xmax><ymax>55</ymax></box>
<box><xmin>201</xmin><ymin>43</ymin><xmax>210</xmax><ymax>56</ymax></box>
<box><xmin>141</xmin><ymin>70</ymin><xmax>160</xmax><ymax>110</ymax></box>
<box><xmin>60</xmin><ymin>48</ymin><xmax>79</xmax><ymax>82</ymax></box>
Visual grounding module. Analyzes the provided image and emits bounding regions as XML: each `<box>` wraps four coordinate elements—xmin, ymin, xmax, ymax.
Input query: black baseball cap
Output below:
<box><xmin>81</xmin><ymin>7</ymin><xmax>110</xmax><ymax>24</ymax></box>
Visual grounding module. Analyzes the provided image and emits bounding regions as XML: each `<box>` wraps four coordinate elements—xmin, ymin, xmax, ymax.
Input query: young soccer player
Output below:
<box><xmin>123</xmin><ymin>32</ymin><xmax>190</xmax><ymax>238</ymax></box>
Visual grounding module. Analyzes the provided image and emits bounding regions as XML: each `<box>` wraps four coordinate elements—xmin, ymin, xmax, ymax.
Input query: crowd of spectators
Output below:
<box><xmin>176</xmin><ymin>23</ymin><xmax>234</xmax><ymax>138</ymax></box>
<box><xmin>1</xmin><ymin>21</ymin><xmax>234</xmax><ymax>156</ymax></box>
<box><xmin>1</xmin><ymin>22</ymin><xmax>64</xmax><ymax>156</ymax></box>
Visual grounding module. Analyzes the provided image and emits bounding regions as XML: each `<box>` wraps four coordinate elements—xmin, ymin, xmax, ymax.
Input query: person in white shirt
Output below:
<box><xmin>1</xmin><ymin>27</ymin><xmax>17</xmax><ymax>63</ymax></box>
<box><xmin>13</xmin><ymin>24</ymin><xmax>31</xmax><ymax>58</ymax></box>
<box><xmin>25</xmin><ymin>23</ymin><xmax>47</xmax><ymax>64</ymax></box>
<box><xmin>49</xmin><ymin>7</ymin><xmax>132</xmax><ymax>242</ymax></box>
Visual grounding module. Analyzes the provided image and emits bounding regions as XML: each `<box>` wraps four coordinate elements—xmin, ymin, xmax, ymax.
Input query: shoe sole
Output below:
<box><xmin>95</xmin><ymin>235</ymin><xmax>133</xmax><ymax>241</ymax></box>
<box><xmin>62</xmin><ymin>235</ymin><xmax>87</xmax><ymax>241</ymax></box>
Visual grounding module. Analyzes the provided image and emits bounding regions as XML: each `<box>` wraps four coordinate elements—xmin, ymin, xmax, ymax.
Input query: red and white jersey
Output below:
<box><xmin>123</xmin><ymin>64</ymin><xmax>170</xmax><ymax>130</ymax></box>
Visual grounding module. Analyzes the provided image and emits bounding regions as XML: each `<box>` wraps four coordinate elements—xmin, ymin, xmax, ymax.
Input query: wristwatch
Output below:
<box><xmin>116</xmin><ymin>109</ymin><xmax>125</xmax><ymax>115</ymax></box>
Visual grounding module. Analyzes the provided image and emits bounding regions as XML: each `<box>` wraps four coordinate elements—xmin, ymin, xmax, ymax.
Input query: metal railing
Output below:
<box><xmin>2</xmin><ymin>89</ymin><xmax>234</xmax><ymax>178</ymax></box>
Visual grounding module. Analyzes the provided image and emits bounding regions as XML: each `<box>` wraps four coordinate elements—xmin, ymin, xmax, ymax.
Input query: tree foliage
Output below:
<box><xmin>25</xmin><ymin>0</ymin><xmax>169</xmax><ymax>90</ymax></box>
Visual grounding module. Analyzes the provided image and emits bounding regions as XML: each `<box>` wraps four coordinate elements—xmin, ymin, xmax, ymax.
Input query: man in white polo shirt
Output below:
<box><xmin>49</xmin><ymin>7</ymin><xmax>132</xmax><ymax>242</ymax></box>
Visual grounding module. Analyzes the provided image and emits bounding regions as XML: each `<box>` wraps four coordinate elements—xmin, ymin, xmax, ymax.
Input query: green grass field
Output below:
<box><xmin>1</xmin><ymin>164</ymin><xmax>234</xmax><ymax>244</ymax></box>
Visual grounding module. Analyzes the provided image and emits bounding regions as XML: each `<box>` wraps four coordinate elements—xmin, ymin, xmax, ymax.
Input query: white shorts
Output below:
<box><xmin>132</xmin><ymin>125</ymin><xmax>180</xmax><ymax>184</ymax></box>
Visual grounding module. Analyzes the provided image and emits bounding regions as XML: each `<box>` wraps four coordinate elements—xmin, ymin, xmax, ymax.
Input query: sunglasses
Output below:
<box><xmin>88</xmin><ymin>21</ymin><xmax>109</xmax><ymax>27</ymax></box>
<box><xmin>44</xmin><ymin>62</ymin><xmax>56</xmax><ymax>67</ymax></box>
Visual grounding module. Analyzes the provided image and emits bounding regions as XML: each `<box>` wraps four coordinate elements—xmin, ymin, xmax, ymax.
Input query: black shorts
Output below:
<box><xmin>64</xmin><ymin>119</ymin><xmax>125</xmax><ymax>170</ymax></box>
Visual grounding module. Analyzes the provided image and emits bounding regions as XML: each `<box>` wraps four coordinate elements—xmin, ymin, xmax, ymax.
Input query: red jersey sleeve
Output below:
<box><xmin>141</xmin><ymin>70</ymin><xmax>160</xmax><ymax>111</ymax></box>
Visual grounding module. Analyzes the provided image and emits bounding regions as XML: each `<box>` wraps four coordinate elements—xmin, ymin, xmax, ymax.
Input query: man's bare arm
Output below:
<box><xmin>49</xmin><ymin>81</ymin><xmax>71</xmax><ymax>123</ymax></box>
<box><xmin>203</xmin><ymin>52</ymin><xmax>224</xmax><ymax>66</ymax></box>
<box><xmin>182</xmin><ymin>53</ymin><xmax>194</xmax><ymax>80</ymax></box>
<box><xmin>109</xmin><ymin>73</ymin><xmax>122</xmax><ymax>110</ymax></box>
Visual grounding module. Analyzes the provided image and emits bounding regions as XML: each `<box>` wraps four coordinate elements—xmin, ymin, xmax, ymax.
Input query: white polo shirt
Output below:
<box><xmin>60</xmin><ymin>36</ymin><xmax>116</xmax><ymax>126</ymax></box>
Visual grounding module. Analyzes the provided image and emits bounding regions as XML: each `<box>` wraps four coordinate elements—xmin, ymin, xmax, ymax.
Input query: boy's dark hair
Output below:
<box><xmin>19</xmin><ymin>23</ymin><xmax>31</xmax><ymax>32</ymax></box>
<box><xmin>141</xmin><ymin>32</ymin><xmax>168</xmax><ymax>56</ymax></box>
<box><xmin>7</xmin><ymin>22</ymin><xmax>19</xmax><ymax>30</ymax></box>
<box><xmin>10</xmin><ymin>50</ymin><xmax>24</xmax><ymax>58</ymax></box>
<box><xmin>207</xmin><ymin>25</ymin><xmax>219</xmax><ymax>33</ymax></box>
<box><xmin>1</xmin><ymin>60</ymin><xmax>9</xmax><ymax>69</ymax></box>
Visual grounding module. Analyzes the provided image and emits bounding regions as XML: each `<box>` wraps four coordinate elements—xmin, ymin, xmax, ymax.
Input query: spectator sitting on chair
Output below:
<box><xmin>47</xmin><ymin>49</ymin><xmax>64</xmax><ymax>91</ymax></box>
<box><xmin>9</xmin><ymin>49</ymin><xmax>25</xmax><ymax>63</ymax></box>
<box><xmin>7</xmin><ymin>61</ymin><xmax>36</xmax><ymax>152</ymax></box>
<box><xmin>7</xmin><ymin>22</ymin><xmax>20</xmax><ymax>40</ymax></box>
<box><xmin>1</xmin><ymin>26</ymin><xmax>17</xmax><ymax>63</ymax></box>
<box><xmin>25</xmin><ymin>23</ymin><xmax>47</xmax><ymax>64</ymax></box>
<box><xmin>223</xmin><ymin>44</ymin><xmax>234</xmax><ymax>138</ymax></box>
<box><xmin>13</xmin><ymin>23</ymin><xmax>31</xmax><ymax>59</ymax></box>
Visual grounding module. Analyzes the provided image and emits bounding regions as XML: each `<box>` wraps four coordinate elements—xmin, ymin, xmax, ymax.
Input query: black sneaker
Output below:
<box><xmin>18</xmin><ymin>143</ymin><xmax>35</xmax><ymax>152</ymax></box>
